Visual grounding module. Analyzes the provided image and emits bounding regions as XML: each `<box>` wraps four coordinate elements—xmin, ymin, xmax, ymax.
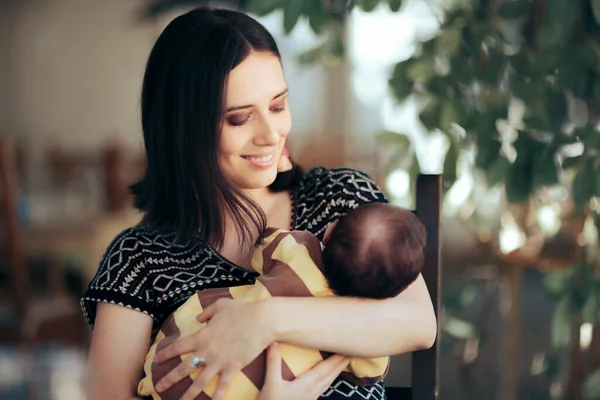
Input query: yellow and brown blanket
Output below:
<box><xmin>138</xmin><ymin>228</ymin><xmax>389</xmax><ymax>400</ymax></box>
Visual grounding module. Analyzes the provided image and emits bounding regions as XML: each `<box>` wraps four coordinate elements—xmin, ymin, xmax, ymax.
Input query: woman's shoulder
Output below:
<box><xmin>81</xmin><ymin>224</ymin><xmax>210</xmax><ymax>330</ymax></box>
<box><xmin>293</xmin><ymin>167</ymin><xmax>388</xmax><ymax>239</ymax></box>
<box><xmin>298</xmin><ymin>167</ymin><xmax>387</xmax><ymax>202</ymax></box>
<box><xmin>300</xmin><ymin>167</ymin><xmax>378</xmax><ymax>187</ymax></box>
<box><xmin>88</xmin><ymin>224</ymin><xmax>201</xmax><ymax>287</ymax></box>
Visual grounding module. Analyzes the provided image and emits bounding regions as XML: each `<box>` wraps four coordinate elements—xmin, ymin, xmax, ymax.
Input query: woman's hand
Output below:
<box><xmin>259</xmin><ymin>343</ymin><xmax>350</xmax><ymax>400</ymax></box>
<box><xmin>153</xmin><ymin>298</ymin><xmax>275</xmax><ymax>400</ymax></box>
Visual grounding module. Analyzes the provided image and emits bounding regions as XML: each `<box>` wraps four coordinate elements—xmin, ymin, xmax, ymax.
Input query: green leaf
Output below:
<box><xmin>537</xmin><ymin>24</ymin><xmax>565</xmax><ymax>49</ymax></box>
<box><xmin>497</xmin><ymin>0</ymin><xmax>531</xmax><ymax>19</ymax></box>
<box><xmin>406</xmin><ymin>59</ymin><xmax>434</xmax><ymax>82</ymax></box>
<box><xmin>596</xmin><ymin>163</ymin><xmax>600</xmax><ymax>196</ymax></box>
<box><xmin>575</xmin><ymin>42</ymin><xmax>598</xmax><ymax>71</ymax></box>
<box><xmin>410</xmin><ymin>151</ymin><xmax>421</xmax><ymax>176</ymax></box>
<box><xmin>550</xmin><ymin>296</ymin><xmax>572</xmax><ymax>349</ymax></box>
<box><xmin>435</xmin><ymin>28</ymin><xmax>462</xmax><ymax>55</ymax></box>
<box><xmin>419</xmin><ymin>100</ymin><xmax>441</xmax><ymax>131</ymax></box>
<box><xmin>389</xmin><ymin>62</ymin><xmax>414</xmax><ymax>101</ymax></box>
<box><xmin>531</xmin><ymin>51</ymin><xmax>560</xmax><ymax>76</ymax></box>
<box><xmin>297</xmin><ymin>44</ymin><xmax>325</xmax><ymax>65</ymax></box>
<box><xmin>476</xmin><ymin>51</ymin><xmax>507</xmax><ymax>85</ymax></box>
<box><xmin>243</xmin><ymin>0</ymin><xmax>284</xmax><ymax>16</ymax></box>
<box><xmin>306</xmin><ymin>0</ymin><xmax>330</xmax><ymax>34</ymax></box>
<box><xmin>283</xmin><ymin>0</ymin><xmax>303</xmax><ymax>33</ymax></box>
<box><xmin>358</xmin><ymin>0</ymin><xmax>380</xmax><ymax>12</ymax></box>
<box><xmin>572</xmin><ymin>264</ymin><xmax>595</xmax><ymax>310</ymax></box>
<box><xmin>388</xmin><ymin>0</ymin><xmax>402</xmax><ymax>12</ymax></box>
<box><xmin>548</xmin><ymin>0</ymin><xmax>578</xmax><ymax>25</ymax></box>
<box><xmin>458</xmin><ymin>286</ymin><xmax>478</xmax><ymax>308</ymax></box>
<box><xmin>573</xmin><ymin>160</ymin><xmax>595</xmax><ymax>207</ymax></box>
<box><xmin>323</xmin><ymin>34</ymin><xmax>345</xmax><ymax>67</ymax></box>
<box><xmin>409</xmin><ymin>151</ymin><xmax>421</xmax><ymax>203</ymax></box>
<box><xmin>442</xmin><ymin>316</ymin><xmax>479</xmax><ymax>340</ymax></box>
<box><xmin>592</xmin><ymin>0</ymin><xmax>600</xmax><ymax>26</ymax></box>
<box><xmin>593</xmin><ymin>79</ymin><xmax>600</xmax><ymax>110</ymax></box>
<box><xmin>486</xmin><ymin>155</ymin><xmax>510</xmax><ymax>187</ymax></box>
<box><xmin>505</xmin><ymin>160</ymin><xmax>533</xmax><ymax>203</ymax></box>
<box><xmin>443</xmin><ymin>140</ymin><xmax>459</xmax><ymax>190</ymax></box>
<box><xmin>443</xmin><ymin>285</ymin><xmax>478</xmax><ymax>311</ymax></box>
<box><xmin>582</xmin><ymin>290</ymin><xmax>598</xmax><ymax>324</ymax></box>
<box><xmin>562</xmin><ymin>155</ymin><xmax>584</xmax><ymax>169</ymax></box>
<box><xmin>440</xmin><ymin>101</ymin><xmax>460</xmax><ymax>132</ymax></box>
<box><xmin>544</xmin><ymin>89</ymin><xmax>567</xmax><ymax>127</ymax></box>
<box><xmin>523</xmin><ymin>114</ymin><xmax>553</xmax><ymax>132</ymax></box>
<box><xmin>505</xmin><ymin>134</ymin><xmax>548</xmax><ymax>202</ymax></box>
<box><xmin>584</xmin><ymin>368</ymin><xmax>600</xmax><ymax>399</ymax></box>
<box><xmin>475</xmin><ymin>140</ymin><xmax>502</xmax><ymax>170</ymax></box>
<box><xmin>542</xmin><ymin>269</ymin><xmax>573</xmax><ymax>297</ymax></box>
<box><xmin>377</xmin><ymin>131</ymin><xmax>411</xmax><ymax>148</ymax></box>
<box><xmin>558</xmin><ymin>57</ymin><xmax>588</xmax><ymax>95</ymax></box>
<box><xmin>532</xmin><ymin>147</ymin><xmax>559</xmax><ymax>189</ymax></box>
<box><xmin>578</xmin><ymin>126</ymin><xmax>600</xmax><ymax>150</ymax></box>
<box><xmin>544</xmin><ymin>355</ymin><xmax>561</xmax><ymax>379</ymax></box>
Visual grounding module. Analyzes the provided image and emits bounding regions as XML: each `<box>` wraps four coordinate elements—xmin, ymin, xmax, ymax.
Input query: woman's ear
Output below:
<box><xmin>323</xmin><ymin>221</ymin><xmax>338</xmax><ymax>245</ymax></box>
<box><xmin>277</xmin><ymin>143</ymin><xmax>293</xmax><ymax>172</ymax></box>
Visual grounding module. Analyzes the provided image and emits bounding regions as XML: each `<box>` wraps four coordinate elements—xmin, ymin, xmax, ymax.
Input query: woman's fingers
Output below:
<box><xmin>299</xmin><ymin>354</ymin><xmax>351</xmax><ymax>394</ymax></box>
<box><xmin>317</xmin><ymin>355</ymin><xmax>351</xmax><ymax>394</ymax></box>
<box><xmin>264</xmin><ymin>343</ymin><xmax>282</xmax><ymax>383</ymax></box>
<box><xmin>155</xmin><ymin>356</ymin><xmax>199</xmax><ymax>393</ymax></box>
<box><xmin>196</xmin><ymin>303</ymin><xmax>217</xmax><ymax>323</ymax></box>
<box><xmin>154</xmin><ymin>336</ymin><xmax>195</xmax><ymax>363</ymax></box>
<box><xmin>179</xmin><ymin>363</ymin><xmax>221</xmax><ymax>400</ymax></box>
<box><xmin>210</xmin><ymin>368</ymin><xmax>238</xmax><ymax>400</ymax></box>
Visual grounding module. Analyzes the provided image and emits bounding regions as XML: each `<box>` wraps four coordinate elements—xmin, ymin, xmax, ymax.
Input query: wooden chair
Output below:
<box><xmin>0</xmin><ymin>138</ymin><xmax>86</xmax><ymax>346</ymax></box>
<box><xmin>384</xmin><ymin>174</ymin><xmax>442</xmax><ymax>400</ymax></box>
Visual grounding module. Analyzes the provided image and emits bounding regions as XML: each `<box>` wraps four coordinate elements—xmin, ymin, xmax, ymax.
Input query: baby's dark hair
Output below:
<box><xmin>321</xmin><ymin>203</ymin><xmax>426</xmax><ymax>300</ymax></box>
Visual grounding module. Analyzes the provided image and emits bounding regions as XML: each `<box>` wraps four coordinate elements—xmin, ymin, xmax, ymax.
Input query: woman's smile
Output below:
<box><xmin>241</xmin><ymin>151</ymin><xmax>276</xmax><ymax>168</ymax></box>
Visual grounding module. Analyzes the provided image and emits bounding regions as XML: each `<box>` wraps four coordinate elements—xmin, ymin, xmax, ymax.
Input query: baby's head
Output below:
<box><xmin>321</xmin><ymin>203</ymin><xmax>426</xmax><ymax>300</ymax></box>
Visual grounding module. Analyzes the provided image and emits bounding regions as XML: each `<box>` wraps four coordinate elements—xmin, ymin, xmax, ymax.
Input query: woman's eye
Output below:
<box><xmin>271</xmin><ymin>105</ymin><xmax>285</xmax><ymax>113</ymax></box>
<box><xmin>227</xmin><ymin>115</ymin><xmax>250</xmax><ymax>126</ymax></box>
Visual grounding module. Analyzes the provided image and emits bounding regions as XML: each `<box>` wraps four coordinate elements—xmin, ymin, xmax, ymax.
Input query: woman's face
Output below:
<box><xmin>219</xmin><ymin>51</ymin><xmax>291</xmax><ymax>191</ymax></box>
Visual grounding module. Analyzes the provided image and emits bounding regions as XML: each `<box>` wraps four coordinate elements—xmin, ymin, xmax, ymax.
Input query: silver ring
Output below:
<box><xmin>190</xmin><ymin>355</ymin><xmax>205</xmax><ymax>369</ymax></box>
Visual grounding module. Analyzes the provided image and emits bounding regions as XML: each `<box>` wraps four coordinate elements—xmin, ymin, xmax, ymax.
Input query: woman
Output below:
<box><xmin>81</xmin><ymin>7</ymin><xmax>436</xmax><ymax>400</ymax></box>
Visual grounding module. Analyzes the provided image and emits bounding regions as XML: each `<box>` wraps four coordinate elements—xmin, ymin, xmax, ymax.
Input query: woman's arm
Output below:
<box><xmin>261</xmin><ymin>273</ymin><xmax>437</xmax><ymax>358</ymax></box>
<box><xmin>86</xmin><ymin>302</ymin><xmax>154</xmax><ymax>400</ymax></box>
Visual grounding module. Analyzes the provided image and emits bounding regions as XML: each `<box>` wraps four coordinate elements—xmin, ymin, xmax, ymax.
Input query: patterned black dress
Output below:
<box><xmin>81</xmin><ymin>167</ymin><xmax>388</xmax><ymax>400</ymax></box>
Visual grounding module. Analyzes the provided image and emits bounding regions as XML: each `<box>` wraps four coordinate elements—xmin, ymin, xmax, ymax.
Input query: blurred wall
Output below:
<box><xmin>1</xmin><ymin>0</ymin><xmax>160</xmax><ymax>152</ymax></box>
<box><xmin>0</xmin><ymin>1</ymin><xmax>16</xmax><ymax>137</ymax></box>
<box><xmin>0</xmin><ymin>1</ymin><xmax>347</xmax><ymax>162</ymax></box>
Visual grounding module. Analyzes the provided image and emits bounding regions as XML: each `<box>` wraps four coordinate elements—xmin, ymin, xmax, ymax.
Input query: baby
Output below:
<box><xmin>139</xmin><ymin>202</ymin><xmax>426</xmax><ymax>400</ymax></box>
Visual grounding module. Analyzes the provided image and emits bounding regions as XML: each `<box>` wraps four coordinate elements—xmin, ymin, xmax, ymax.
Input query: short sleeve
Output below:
<box><xmin>80</xmin><ymin>227</ymin><xmax>157</xmax><ymax>329</ymax></box>
<box><xmin>325</xmin><ymin>167</ymin><xmax>388</xmax><ymax>209</ymax></box>
<box><xmin>296</xmin><ymin>168</ymin><xmax>388</xmax><ymax>240</ymax></box>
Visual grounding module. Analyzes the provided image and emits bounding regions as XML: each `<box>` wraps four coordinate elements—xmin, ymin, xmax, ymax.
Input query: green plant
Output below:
<box><xmin>240</xmin><ymin>0</ymin><xmax>600</xmax><ymax>397</ymax></box>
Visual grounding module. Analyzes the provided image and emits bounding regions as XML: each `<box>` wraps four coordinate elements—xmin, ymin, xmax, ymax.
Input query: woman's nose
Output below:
<box><xmin>254</xmin><ymin>116</ymin><xmax>279</xmax><ymax>146</ymax></box>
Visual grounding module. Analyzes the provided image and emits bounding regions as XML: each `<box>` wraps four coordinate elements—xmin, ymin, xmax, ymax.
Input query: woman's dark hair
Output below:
<box><xmin>130</xmin><ymin>7</ymin><xmax>301</xmax><ymax>249</ymax></box>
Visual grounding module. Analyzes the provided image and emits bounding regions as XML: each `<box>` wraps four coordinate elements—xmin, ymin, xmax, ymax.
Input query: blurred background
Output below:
<box><xmin>1</xmin><ymin>0</ymin><xmax>600</xmax><ymax>399</ymax></box>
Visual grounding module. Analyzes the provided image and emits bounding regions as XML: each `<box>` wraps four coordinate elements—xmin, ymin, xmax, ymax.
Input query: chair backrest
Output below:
<box><xmin>385</xmin><ymin>174</ymin><xmax>441</xmax><ymax>400</ymax></box>
<box><xmin>412</xmin><ymin>174</ymin><xmax>441</xmax><ymax>399</ymax></box>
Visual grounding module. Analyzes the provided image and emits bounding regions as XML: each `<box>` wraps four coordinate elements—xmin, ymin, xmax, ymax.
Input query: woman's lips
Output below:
<box><xmin>242</xmin><ymin>152</ymin><xmax>275</xmax><ymax>167</ymax></box>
